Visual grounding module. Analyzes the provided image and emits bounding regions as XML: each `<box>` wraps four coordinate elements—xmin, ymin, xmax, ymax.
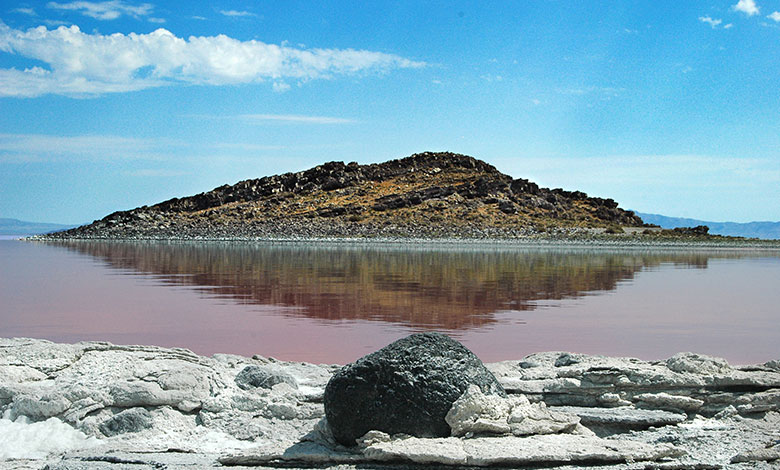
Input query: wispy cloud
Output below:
<box><xmin>12</xmin><ymin>7</ymin><xmax>37</xmax><ymax>16</ymax></box>
<box><xmin>219</xmin><ymin>9</ymin><xmax>256</xmax><ymax>17</ymax></box>
<box><xmin>768</xmin><ymin>11</ymin><xmax>780</xmax><ymax>22</ymax></box>
<box><xmin>0</xmin><ymin>132</ymin><xmax>347</xmax><ymax>163</ymax></box>
<box><xmin>480</xmin><ymin>74</ymin><xmax>503</xmax><ymax>82</ymax></box>
<box><xmin>733</xmin><ymin>0</ymin><xmax>760</xmax><ymax>16</ymax></box>
<box><xmin>0</xmin><ymin>133</ymin><xmax>170</xmax><ymax>162</ymax></box>
<box><xmin>272</xmin><ymin>82</ymin><xmax>291</xmax><ymax>93</ymax></box>
<box><xmin>190</xmin><ymin>114</ymin><xmax>356</xmax><ymax>124</ymax></box>
<box><xmin>47</xmin><ymin>0</ymin><xmax>154</xmax><ymax>20</ymax></box>
<box><xmin>699</xmin><ymin>16</ymin><xmax>723</xmax><ymax>28</ymax></box>
<box><xmin>122</xmin><ymin>168</ymin><xmax>188</xmax><ymax>177</ymax></box>
<box><xmin>501</xmin><ymin>154</ymin><xmax>780</xmax><ymax>221</ymax></box>
<box><xmin>556</xmin><ymin>86</ymin><xmax>623</xmax><ymax>98</ymax></box>
<box><xmin>0</xmin><ymin>22</ymin><xmax>425</xmax><ymax>98</ymax></box>
<box><xmin>237</xmin><ymin>114</ymin><xmax>356</xmax><ymax>124</ymax></box>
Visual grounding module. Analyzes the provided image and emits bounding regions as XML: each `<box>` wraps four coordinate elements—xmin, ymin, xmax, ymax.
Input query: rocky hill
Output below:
<box><xmin>48</xmin><ymin>152</ymin><xmax>646</xmax><ymax>239</ymax></box>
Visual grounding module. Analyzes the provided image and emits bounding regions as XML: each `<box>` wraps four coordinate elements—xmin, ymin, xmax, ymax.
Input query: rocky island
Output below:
<box><xmin>2</xmin><ymin>336</ymin><xmax>779</xmax><ymax>469</ymax></box>
<box><xmin>44</xmin><ymin>152</ymin><xmax>655</xmax><ymax>241</ymax></box>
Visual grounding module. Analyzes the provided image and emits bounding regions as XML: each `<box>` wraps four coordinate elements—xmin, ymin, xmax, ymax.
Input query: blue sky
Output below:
<box><xmin>1</xmin><ymin>0</ymin><xmax>779</xmax><ymax>224</ymax></box>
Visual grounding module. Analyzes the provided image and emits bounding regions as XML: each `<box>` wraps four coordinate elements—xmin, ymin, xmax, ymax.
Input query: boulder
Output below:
<box><xmin>98</xmin><ymin>407</ymin><xmax>153</xmax><ymax>436</ymax></box>
<box><xmin>235</xmin><ymin>365</ymin><xmax>298</xmax><ymax>391</ymax></box>
<box><xmin>323</xmin><ymin>332</ymin><xmax>505</xmax><ymax>446</ymax></box>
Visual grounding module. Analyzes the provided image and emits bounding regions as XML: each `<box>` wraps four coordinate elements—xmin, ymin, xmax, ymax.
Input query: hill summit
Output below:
<box><xmin>51</xmin><ymin>152</ymin><xmax>645</xmax><ymax>239</ymax></box>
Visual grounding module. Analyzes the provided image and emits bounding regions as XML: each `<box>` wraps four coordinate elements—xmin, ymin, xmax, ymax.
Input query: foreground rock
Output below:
<box><xmin>324</xmin><ymin>332</ymin><xmax>505</xmax><ymax>445</ymax></box>
<box><xmin>1</xmin><ymin>337</ymin><xmax>779</xmax><ymax>470</ymax></box>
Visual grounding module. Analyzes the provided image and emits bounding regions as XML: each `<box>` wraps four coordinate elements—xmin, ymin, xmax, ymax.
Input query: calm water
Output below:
<box><xmin>1</xmin><ymin>239</ymin><xmax>779</xmax><ymax>364</ymax></box>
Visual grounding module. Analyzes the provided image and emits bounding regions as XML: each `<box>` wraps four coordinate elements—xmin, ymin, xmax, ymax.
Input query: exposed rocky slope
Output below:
<box><xmin>2</xmin><ymin>338</ymin><xmax>779</xmax><ymax>469</ymax></box>
<box><xmin>47</xmin><ymin>152</ymin><xmax>647</xmax><ymax>239</ymax></box>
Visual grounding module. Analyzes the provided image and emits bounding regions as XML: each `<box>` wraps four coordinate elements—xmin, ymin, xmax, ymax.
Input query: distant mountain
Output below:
<box><xmin>0</xmin><ymin>218</ymin><xmax>76</xmax><ymax>236</ymax></box>
<box><xmin>44</xmin><ymin>152</ymin><xmax>645</xmax><ymax>240</ymax></box>
<box><xmin>635</xmin><ymin>212</ymin><xmax>780</xmax><ymax>240</ymax></box>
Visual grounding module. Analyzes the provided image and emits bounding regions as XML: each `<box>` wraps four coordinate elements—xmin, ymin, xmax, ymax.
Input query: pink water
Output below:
<box><xmin>1</xmin><ymin>240</ymin><xmax>778</xmax><ymax>364</ymax></box>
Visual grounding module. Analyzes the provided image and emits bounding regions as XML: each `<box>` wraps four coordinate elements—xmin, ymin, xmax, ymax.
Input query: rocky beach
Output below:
<box><xmin>2</xmin><ymin>337</ymin><xmax>779</xmax><ymax>469</ymax></box>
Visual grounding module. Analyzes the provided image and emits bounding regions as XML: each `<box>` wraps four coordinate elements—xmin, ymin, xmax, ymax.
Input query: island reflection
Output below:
<box><xmin>49</xmin><ymin>241</ymin><xmax>720</xmax><ymax>331</ymax></box>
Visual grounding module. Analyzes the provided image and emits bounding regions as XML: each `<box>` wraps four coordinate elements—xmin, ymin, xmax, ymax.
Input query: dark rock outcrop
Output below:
<box><xmin>323</xmin><ymin>332</ymin><xmax>506</xmax><ymax>446</ymax></box>
<box><xmin>46</xmin><ymin>151</ymin><xmax>649</xmax><ymax>240</ymax></box>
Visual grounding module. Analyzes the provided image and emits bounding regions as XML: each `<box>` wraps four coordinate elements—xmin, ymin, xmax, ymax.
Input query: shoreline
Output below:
<box><xmin>2</xmin><ymin>337</ymin><xmax>779</xmax><ymax>469</ymax></box>
<box><xmin>25</xmin><ymin>233</ymin><xmax>780</xmax><ymax>251</ymax></box>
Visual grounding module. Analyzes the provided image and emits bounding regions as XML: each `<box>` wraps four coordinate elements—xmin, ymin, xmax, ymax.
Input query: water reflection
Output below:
<box><xmin>46</xmin><ymin>241</ymin><xmax>723</xmax><ymax>331</ymax></box>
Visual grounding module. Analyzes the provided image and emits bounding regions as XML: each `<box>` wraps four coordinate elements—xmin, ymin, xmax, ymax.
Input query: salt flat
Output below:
<box><xmin>1</xmin><ymin>337</ymin><xmax>779</xmax><ymax>469</ymax></box>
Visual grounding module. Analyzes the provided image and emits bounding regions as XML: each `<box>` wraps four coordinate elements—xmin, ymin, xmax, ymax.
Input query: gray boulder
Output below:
<box><xmin>99</xmin><ymin>407</ymin><xmax>153</xmax><ymax>436</ymax></box>
<box><xmin>235</xmin><ymin>365</ymin><xmax>298</xmax><ymax>390</ymax></box>
<box><xmin>323</xmin><ymin>332</ymin><xmax>505</xmax><ymax>446</ymax></box>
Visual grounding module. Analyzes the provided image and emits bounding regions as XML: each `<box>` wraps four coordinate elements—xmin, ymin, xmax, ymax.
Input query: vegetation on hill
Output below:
<box><xmin>48</xmin><ymin>152</ymin><xmax>651</xmax><ymax>239</ymax></box>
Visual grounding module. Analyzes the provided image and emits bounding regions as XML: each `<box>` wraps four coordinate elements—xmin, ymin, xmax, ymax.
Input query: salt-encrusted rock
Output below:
<box><xmin>734</xmin><ymin>390</ymin><xmax>780</xmax><ymax>414</ymax></box>
<box><xmin>324</xmin><ymin>332</ymin><xmax>505</xmax><ymax>445</ymax></box>
<box><xmin>666</xmin><ymin>352</ymin><xmax>732</xmax><ymax>375</ymax></box>
<box><xmin>507</xmin><ymin>396</ymin><xmax>580</xmax><ymax>436</ymax></box>
<box><xmin>554</xmin><ymin>405</ymin><xmax>687</xmax><ymax>431</ymax></box>
<box><xmin>98</xmin><ymin>407</ymin><xmax>153</xmax><ymax>436</ymax></box>
<box><xmin>0</xmin><ymin>365</ymin><xmax>47</xmax><ymax>384</ymax></box>
<box><xmin>360</xmin><ymin>433</ymin><xmax>682</xmax><ymax>466</ymax></box>
<box><xmin>634</xmin><ymin>392</ymin><xmax>705</xmax><ymax>412</ymax></box>
<box><xmin>488</xmin><ymin>351</ymin><xmax>780</xmax><ymax>418</ymax></box>
<box><xmin>11</xmin><ymin>393</ymin><xmax>71</xmax><ymax>419</ymax></box>
<box><xmin>445</xmin><ymin>385</ymin><xmax>581</xmax><ymax>438</ymax></box>
<box><xmin>222</xmin><ymin>433</ymin><xmax>681</xmax><ymax>467</ymax></box>
<box><xmin>730</xmin><ymin>442</ymin><xmax>780</xmax><ymax>463</ymax></box>
<box><xmin>235</xmin><ymin>365</ymin><xmax>297</xmax><ymax>390</ymax></box>
<box><xmin>445</xmin><ymin>385</ymin><xmax>512</xmax><ymax>436</ymax></box>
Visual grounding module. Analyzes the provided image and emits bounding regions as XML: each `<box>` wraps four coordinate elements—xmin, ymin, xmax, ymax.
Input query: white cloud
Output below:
<box><xmin>12</xmin><ymin>7</ymin><xmax>37</xmax><ymax>15</ymax></box>
<box><xmin>724</xmin><ymin>23</ymin><xmax>734</xmax><ymax>29</ymax></box>
<box><xmin>0</xmin><ymin>23</ymin><xmax>425</xmax><ymax>98</ymax></box>
<box><xmin>698</xmin><ymin>16</ymin><xmax>723</xmax><ymax>28</ymax></box>
<box><xmin>47</xmin><ymin>1</ymin><xmax>154</xmax><ymax>20</ymax></box>
<box><xmin>733</xmin><ymin>0</ymin><xmax>760</xmax><ymax>16</ymax></box>
<box><xmin>768</xmin><ymin>11</ymin><xmax>780</xmax><ymax>21</ymax></box>
<box><xmin>219</xmin><ymin>10</ymin><xmax>256</xmax><ymax>17</ymax></box>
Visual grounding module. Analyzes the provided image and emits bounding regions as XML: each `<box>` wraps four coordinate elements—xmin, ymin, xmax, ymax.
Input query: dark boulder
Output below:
<box><xmin>323</xmin><ymin>332</ymin><xmax>506</xmax><ymax>446</ymax></box>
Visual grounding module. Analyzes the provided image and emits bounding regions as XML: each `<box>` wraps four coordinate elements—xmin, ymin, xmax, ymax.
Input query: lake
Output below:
<box><xmin>1</xmin><ymin>239</ymin><xmax>778</xmax><ymax>365</ymax></box>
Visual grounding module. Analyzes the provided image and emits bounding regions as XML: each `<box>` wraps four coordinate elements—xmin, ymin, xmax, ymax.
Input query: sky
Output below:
<box><xmin>1</xmin><ymin>0</ymin><xmax>779</xmax><ymax>225</ymax></box>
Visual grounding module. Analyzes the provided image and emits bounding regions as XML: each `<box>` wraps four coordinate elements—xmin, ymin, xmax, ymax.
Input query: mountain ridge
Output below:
<box><xmin>0</xmin><ymin>218</ymin><xmax>77</xmax><ymax>236</ymax></box>
<box><xmin>44</xmin><ymin>152</ymin><xmax>650</xmax><ymax>240</ymax></box>
<box><xmin>635</xmin><ymin>212</ymin><xmax>780</xmax><ymax>240</ymax></box>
